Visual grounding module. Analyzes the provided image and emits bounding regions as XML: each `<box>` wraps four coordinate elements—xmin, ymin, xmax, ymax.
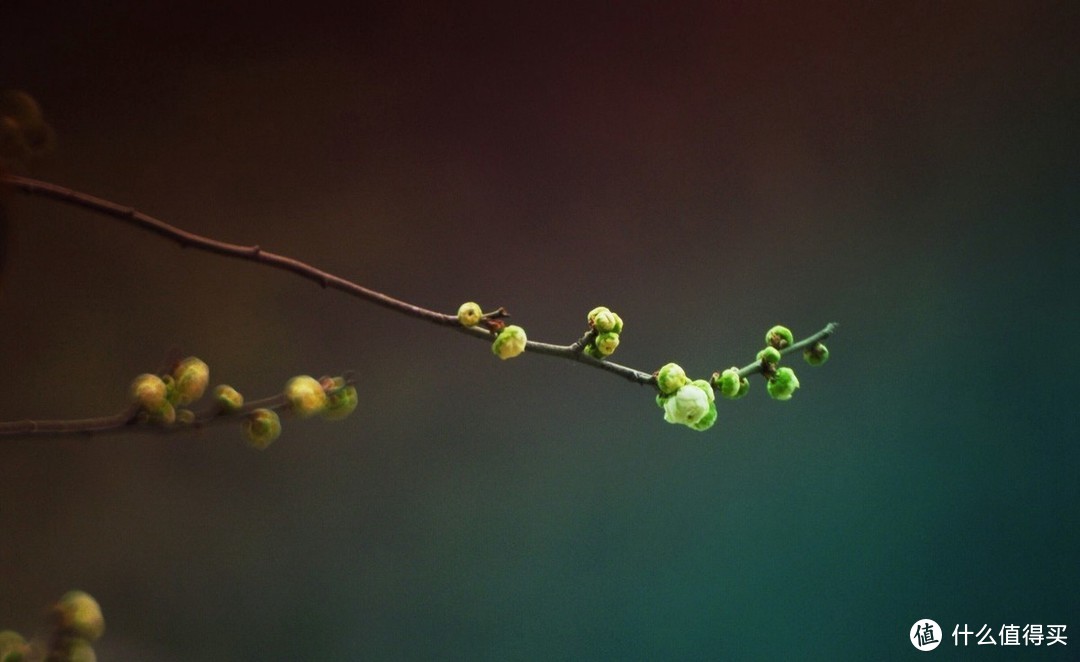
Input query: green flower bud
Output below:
<box><xmin>663</xmin><ymin>383</ymin><xmax>713</xmax><ymax>426</ymax></box>
<box><xmin>0</xmin><ymin>630</ymin><xmax>27</xmax><ymax>662</ymax></box>
<box><xmin>586</xmin><ymin>306</ymin><xmax>609</xmax><ymax>326</ymax></box>
<box><xmin>285</xmin><ymin>375</ymin><xmax>327</xmax><ymax>418</ymax></box>
<box><xmin>587</xmin><ymin>307</ymin><xmax>625</xmax><ymax>334</ymax></box>
<box><xmin>172</xmin><ymin>356</ymin><xmax>209</xmax><ymax>405</ymax></box>
<box><xmin>492</xmin><ymin>325</ymin><xmax>527</xmax><ymax>360</ymax></box>
<box><xmin>691</xmin><ymin>379</ymin><xmax>716</xmax><ymax>402</ymax></box>
<box><xmin>735</xmin><ymin>376</ymin><xmax>750</xmax><ymax>399</ymax></box>
<box><xmin>690</xmin><ymin>401</ymin><xmax>718</xmax><ymax>431</ymax></box>
<box><xmin>803</xmin><ymin>342</ymin><xmax>829</xmax><ymax>366</ymax></box>
<box><xmin>609</xmin><ymin>312</ymin><xmax>624</xmax><ymax>335</ymax></box>
<box><xmin>594</xmin><ymin>331</ymin><xmax>620</xmax><ymax>357</ymax></box>
<box><xmin>457</xmin><ymin>301</ymin><xmax>483</xmax><ymax>327</ymax></box>
<box><xmin>213</xmin><ymin>384</ymin><xmax>244</xmax><ymax>412</ymax></box>
<box><xmin>130</xmin><ymin>373</ymin><xmax>167</xmax><ymax>411</ymax></box>
<box><xmin>767</xmin><ymin>366</ymin><xmax>800</xmax><ymax>401</ymax></box>
<box><xmin>244</xmin><ymin>408</ymin><xmax>281</xmax><ymax>449</ymax></box>
<box><xmin>149</xmin><ymin>401</ymin><xmax>177</xmax><ymax>426</ymax></box>
<box><xmin>765</xmin><ymin>325</ymin><xmax>794</xmax><ymax>349</ymax></box>
<box><xmin>53</xmin><ymin>591</ymin><xmax>104</xmax><ymax>641</ymax></box>
<box><xmin>66</xmin><ymin>639</ymin><xmax>97</xmax><ymax>662</ymax></box>
<box><xmin>582</xmin><ymin>344</ymin><xmax>602</xmax><ymax>359</ymax></box>
<box><xmin>715</xmin><ymin>368</ymin><xmax>743</xmax><ymax>399</ymax></box>
<box><xmin>656</xmin><ymin>362</ymin><xmax>689</xmax><ymax>395</ymax></box>
<box><xmin>322</xmin><ymin>384</ymin><xmax>358</xmax><ymax>421</ymax></box>
<box><xmin>757</xmin><ymin>346</ymin><xmax>782</xmax><ymax>365</ymax></box>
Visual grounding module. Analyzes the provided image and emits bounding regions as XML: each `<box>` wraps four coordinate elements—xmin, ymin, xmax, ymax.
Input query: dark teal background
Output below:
<box><xmin>1</xmin><ymin>3</ymin><xmax>1077</xmax><ymax>660</ymax></box>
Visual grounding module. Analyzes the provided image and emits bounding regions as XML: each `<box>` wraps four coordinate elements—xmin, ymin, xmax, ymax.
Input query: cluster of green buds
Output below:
<box><xmin>243</xmin><ymin>375</ymin><xmax>359</xmax><ymax>450</ymax></box>
<box><xmin>583</xmin><ymin>306</ymin><xmax>624</xmax><ymax>359</ymax></box>
<box><xmin>129</xmin><ymin>355</ymin><xmax>211</xmax><ymax>426</ymax></box>
<box><xmin>0</xmin><ymin>590</ymin><xmax>105</xmax><ymax>662</ymax></box>
<box><xmin>458</xmin><ymin>301</ymin><xmax>529</xmax><ymax>361</ymax></box>
<box><xmin>759</xmin><ymin>325</ymin><xmax>800</xmax><ymax>400</ymax></box>
<box><xmin>127</xmin><ymin>357</ymin><xmax>357</xmax><ymax>449</ymax></box>
<box><xmin>654</xmin><ymin>363</ymin><xmax>717</xmax><ymax>431</ymax></box>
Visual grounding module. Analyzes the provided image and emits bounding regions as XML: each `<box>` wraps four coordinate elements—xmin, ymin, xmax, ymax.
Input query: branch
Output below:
<box><xmin>3</xmin><ymin>174</ymin><xmax>655</xmax><ymax>385</ymax></box>
<box><xmin>1</xmin><ymin>174</ymin><xmax>839</xmax><ymax>436</ymax></box>
<box><xmin>0</xmin><ymin>380</ymin><xmax>350</xmax><ymax>439</ymax></box>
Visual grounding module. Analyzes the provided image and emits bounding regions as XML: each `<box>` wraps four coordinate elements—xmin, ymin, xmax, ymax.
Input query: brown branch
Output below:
<box><xmin>1</xmin><ymin>174</ymin><xmax>837</xmax><ymax>438</ymax></box>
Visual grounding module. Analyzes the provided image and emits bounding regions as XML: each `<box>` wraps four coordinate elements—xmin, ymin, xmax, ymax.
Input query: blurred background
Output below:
<box><xmin>1</xmin><ymin>2</ymin><xmax>1077</xmax><ymax>659</ymax></box>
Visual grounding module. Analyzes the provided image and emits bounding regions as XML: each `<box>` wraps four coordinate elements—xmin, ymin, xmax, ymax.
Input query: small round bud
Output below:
<box><xmin>492</xmin><ymin>325</ymin><xmax>527</xmax><ymax>360</ymax></box>
<box><xmin>149</xmin><ymin>402</ymin><xmax>177</xmax><ymax>426</ymax></box>
<box><xmin>66</xmin><ymin>639</ymin><xmax>97</xmax><ymax>662</ymax></box>
<box><xmin>457</xmin><ymin>302</ymin><xmax>483</xmax><ymax>327</ymax></box>
<box><xmin>587</xmin><ymin>306</ymin><xmax>624</xmax><ymax>334</ymax></box>
<box><xmin>285</xmin><ymin>376</ymin><xmax>327</xmax><ymax>418</ymax></box>
<box><xmin>244</xmin><ymin>409</ymin><xmax>281</xmax><ymax>449</ymax></box>
<box><xmin>53</xmin><ymin>591</ymin><xmax>105</xmax><ymax>642</ymax></box>
<box><xmin>176</xmin><ymin>408</ymin><xmax>196</xmax><ymax>425</ymax></box>
<box><xmin>803</xmin><ymin>342</ymin><xmax>829</xmax><ymax>366</ymax></box>
<box><xmin>586</xmin><ymin>306</ymin><xmax>609</xmax><ymax>326</ymax></box>
<box><xmin>594</xmin><ymin>332</ymin><xmax>620</xmax><ymax>357</ymax></box>
<box><xmin>767</xmin><ymin>367</ymin><xmax>800</xmax><ymax>401</ymax></box>
<box><xmin>757</xmin><ymin>347</ymin><xmax>781</xmax><ymax>365</ymax></box>
<box><xmin>715</xmin><ymin>368</ymin><xmax>743</xmax><ymax>399</ymax></box>
<box><xmin>691</xmin><ymin>379</ymin><xmax>716</xmax><ymax>403</ymax></box>
<box><xmin>130</xmin><ymin>373</ymin><xmax>167</xmax><ymax>412</ymax></box>
<box><xmin>656</xmin><ymin>362</ymin><xmax>689</xmax><ymax>394</ymax></box>
<box><xmin>663</xmin><ymin>383</ymin><xmax>712</xmax><ymax>427</ymax></box>
<box><xmin>172</xmin><ymin>357</ymin><xmax>209</xmax><ymax>405</ymax></box>
<box><xmin>735</xmin><ymin>376</ymin><xmax>750</xmax><ymax>399</ymax></box>
<box><xmin>690</xmin><ymin>401</ymin><xmax>718</xmax><ymax>431</ymax></box>
<box><xmin>322</xmin><ymin>384</ymin><xmax>358</xmax><ymax>421</ymax></box>
<box><xmin>213</xmin><ymin>384</ymin><xmax>244</xmax><ymax>412</ymax></box>
<box><xmin>0</xmin><ymin>630</ymin><xmax>28</xmax><ymax>661</ymax></box>
<box><xmin>765</xmin><ymin>325</ymin><xmax>794</xmax><ymax>349</ymax></box>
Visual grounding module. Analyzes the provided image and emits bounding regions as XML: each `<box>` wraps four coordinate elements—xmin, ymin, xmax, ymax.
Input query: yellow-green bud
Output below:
<box><xmin>765</xmin><ymin>325</ymin><xmax>794</xmax><ymax>349</ymax></box>
<box><xmin>285</xmin><ymin>375</ymin><xmax>327</xmax><ymax>418</ymax></box>
<box><xmin>213</xmin><ymin>384</ymin><xmax>244</xmax><ymax>412</ymax></box>
<box><xmin>66</xmin><ymin>639</ymin><xmax>97</xmax><ymax>662</ymax></box>
<box><xmin>150</xmin><ymin>402</ymin><xmax>177</xmax><ymax>426</ymax></box>
<box><xmin>457</xmin><ymin>301</ymin><xmax>483</xmax><ymax>327</ymax></box>
<box><xmin>0</xmin><ymin>630</ymin><xmax>27</xmax><ymax>662</ymax></box>
<box><xmin>492</xmin><ymin>325</ymin><xmax>527</xmax><ymax>360</ymax></box>
<box><xmin>804</xmin><ymin>342</ymin><xmax>829</xmax><ymax>366</ymax></box>
<box><xmin>322</xmin><ymin>384</ymin><xmax>358</xmax><ymax>421</ymax></box>
<box><xmin>583</xmin><ymin>344</ymin><xmax>602</xmax><ymax>359</ymax></box>
<box><xmin>130</xmin><ymin>373</ymin><xmax>168</xmax><ymax>412</ymax></box>
<box><xmin>767</xmin><ymin>366</ymin><xmax>800</xmax><ymax>401</ymax></box>
<box><xmin>587</xmin><ymin>306</ymin><xmax>623</xmax><ymax>334</ymax></box>
<box><xmin>172</xmin><ymin>356</ymin><xmax>209</xmax><ymax>405</ymax></box>
<box><xmin>244</xmin><ymin>408</ymin><xmax>281</xmax><ymax>449</ymax></box>
<box><xmin>176</xmin><ymin>408</ymin><xmax>196</xmax><ymax>425</ymax></box>
<box><xmin>53</xmin><ymin>591</ymin><xmax>105</xmax><ymax>642</ymax></box>
<box><xmin>656</xmin><ymin>362</ymin><xmax>689</xmax><ymax>395</ymax></box>
<box><xmin>663</xmin><ymin>382</ymin><xmax>714</xmax><ymax>427</ymax></box>
<box><xmin>757</xmin><ymin>346</ymin><xmax>782</xmax><ymax>365</ymax></box>
<box><xmin>594</xmin><ymin>332</ymin><xmax>620</xmax><ymax>357</ymax></box>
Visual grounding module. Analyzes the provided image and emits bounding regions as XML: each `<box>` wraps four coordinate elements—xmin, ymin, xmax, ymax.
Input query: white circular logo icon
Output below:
<box><xmin>911</xmin><ymin>619</ymin><xmax>942</xmax><ymax>651</ymax></box>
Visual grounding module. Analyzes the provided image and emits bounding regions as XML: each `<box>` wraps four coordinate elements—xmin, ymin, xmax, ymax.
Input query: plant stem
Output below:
<box><xmin>2</xmin><ymin>173</ymin><xmax>837</xmax><ymax>437</ymax></box>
